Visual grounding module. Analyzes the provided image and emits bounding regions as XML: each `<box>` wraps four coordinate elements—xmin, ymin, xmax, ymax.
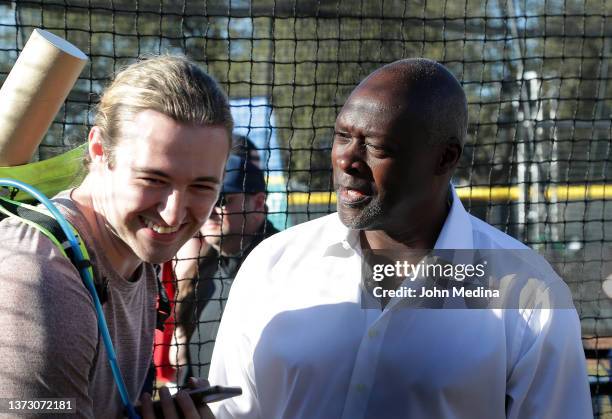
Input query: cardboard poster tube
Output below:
<box><xmin>0</xmin><ymin>29</ymin><xmax>88</xmax><ymax>166</ymax></box>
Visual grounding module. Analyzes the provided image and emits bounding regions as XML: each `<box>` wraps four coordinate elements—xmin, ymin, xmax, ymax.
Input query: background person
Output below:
<box><xmin>0</xmin><ymin>55</ymin><xmax>233</xmax><ymax>418</ymax></box>
<box><xmin>231</xmin><ymin>134</ymin><xmax>262</xmax><ymax>168</ymax></box>
<box><xmin>208</xmin><ymin>58</ymin><xmax>592</xmax><ymax>419</ymax></box>
<box><xmin>172</xmin><ymin>154</ymin><xmax>279</xmax><ymax>383</ymax></box>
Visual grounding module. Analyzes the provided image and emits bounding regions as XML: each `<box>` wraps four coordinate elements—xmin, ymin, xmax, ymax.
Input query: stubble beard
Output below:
<box><xmin>338</xmin><ymin>197</ymin><xmax>385</xmax><ymax>230</ymax></box>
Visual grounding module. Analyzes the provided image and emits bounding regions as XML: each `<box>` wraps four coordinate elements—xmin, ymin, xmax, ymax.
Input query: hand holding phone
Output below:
<box><xmin>136</xmin><ymin>384</ymin><xmax>242</xmax><ymax>418</ymax></box>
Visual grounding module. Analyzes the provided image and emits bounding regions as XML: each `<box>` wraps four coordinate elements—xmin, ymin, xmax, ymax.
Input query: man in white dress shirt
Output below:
<box><xmin>208</xmin><ymin>58</ymin><xmax>592</xmax><ymax>418</ymax></box>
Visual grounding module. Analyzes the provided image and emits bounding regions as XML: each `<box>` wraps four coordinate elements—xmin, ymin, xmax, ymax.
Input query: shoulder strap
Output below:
<box><xmin>1</xmin><ymin>181</ymin><xmax>140</xmax><ymax>419</ymax></box>
<box><xmin>0</xmin><ymin>193</ymin><xmax>169</xmax><ymax>329</ymax></box>
<box><xmin>0</xmin><ymin>194</ymin><xmax>97</xmax><ymax>291</ymax></box>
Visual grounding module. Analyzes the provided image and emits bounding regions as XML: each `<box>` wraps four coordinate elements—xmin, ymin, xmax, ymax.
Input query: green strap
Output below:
<box><xmin>0</xmin><ymin>194</ymin><xmax>93</xmax><ymax>281</ymax></box>
<box><xmin>0</xmin><ymin>200</ymin><xmax>67</xmax><ymax>257</ymax></box>
<box><xmin>0</xmin><ymin>144</ymin><xmax>86</xmax><ymax>201</ymax></box>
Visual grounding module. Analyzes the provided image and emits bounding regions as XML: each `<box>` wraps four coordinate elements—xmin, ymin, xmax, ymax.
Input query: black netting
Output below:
<box><xmin>1</xmin><ymin>0</ymin><xmax>610</xmax><ymax>414</ymax></box>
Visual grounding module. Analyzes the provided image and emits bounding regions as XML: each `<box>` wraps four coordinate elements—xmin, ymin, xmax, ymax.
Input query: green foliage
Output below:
<box><xmin>0</xmin><ymin>0</ymin><xmax>609</xmax><ymax>189</ymax></box>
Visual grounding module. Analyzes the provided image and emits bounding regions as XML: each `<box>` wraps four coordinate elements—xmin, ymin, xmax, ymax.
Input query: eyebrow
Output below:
<box><xmin>335</xmin><ymin>122</ymin><xmax>386</xmax><ymax>139</ymax></box>
<box><xmin>132</xmin><ymin>168</ymin><xmax>220</xmax><ymax>184</ymax></box>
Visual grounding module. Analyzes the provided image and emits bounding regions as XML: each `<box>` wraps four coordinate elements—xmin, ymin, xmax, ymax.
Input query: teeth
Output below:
<box><xmin>144</xmin><ymin>219</ymin><xmax>180</xmax><ymax>234</ymax></box>
<box><xmin>347</xmin><ymin>189</ymin><xmax>365</xmax><ymax>198</ymax></box>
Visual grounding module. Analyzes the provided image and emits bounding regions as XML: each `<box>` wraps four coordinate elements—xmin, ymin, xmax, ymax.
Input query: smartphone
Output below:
<box><xmin>134</xmin><ymin>385</ymin><xmax>242</xmax><ymax>418</ymax></box>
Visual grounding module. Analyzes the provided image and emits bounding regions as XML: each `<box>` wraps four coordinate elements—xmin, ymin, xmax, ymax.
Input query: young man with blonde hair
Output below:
<box><xmin>0</xmin><ymin>55</ymin><xmax>232</xmax><ymax>418</ymax></box>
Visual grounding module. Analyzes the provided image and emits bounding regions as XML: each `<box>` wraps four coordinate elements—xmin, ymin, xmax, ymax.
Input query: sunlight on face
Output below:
<box><xmin>96</xmin><ymin>109</ymin><xmax>230</xmax><ymax>264</ymax></box>
<box><xmin>332</xmin><ymin>86</ymin><xmax>436</xmax><ymax>231</ymax></box>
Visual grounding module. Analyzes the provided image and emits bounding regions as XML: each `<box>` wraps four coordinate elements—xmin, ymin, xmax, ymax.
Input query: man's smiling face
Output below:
<box><xmin>94</xmin><ymin>109</ymin><xmax>229</xmax><ymax>264</ymax></box>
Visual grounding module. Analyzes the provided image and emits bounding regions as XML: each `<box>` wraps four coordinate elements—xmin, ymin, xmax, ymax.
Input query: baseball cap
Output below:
<box><xmin>222</xmin><ymin>154</ymin><xmax>266</xmax><ymax>194</ymax></box>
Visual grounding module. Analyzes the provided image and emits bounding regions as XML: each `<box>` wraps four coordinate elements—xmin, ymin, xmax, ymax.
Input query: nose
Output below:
<box><xmin>333</xmin><ymin>137</ymin><xmax>366</xmax><ymax>174</ymax></box>
<box><xmin>158</xmin><ymin>189</ymin><xmax>187</xmax><ymax>227</ymax></box>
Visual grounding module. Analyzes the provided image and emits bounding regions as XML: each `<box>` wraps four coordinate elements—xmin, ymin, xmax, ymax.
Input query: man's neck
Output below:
<box><xmin>361</xmin><ymin>194</ymin><xmax>450</xmax><ymax>251</ymax></box>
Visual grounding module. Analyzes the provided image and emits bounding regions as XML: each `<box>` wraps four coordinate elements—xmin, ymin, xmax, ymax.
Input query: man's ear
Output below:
<box><xmin>434</xmin><ymin>139</ymin><xmax>462</xmax><ymax>176</ymax></box>
<box><xmin>88</xmin><ymin>126</ymin><xmax>106</xmax><ymax>166</ymax></box>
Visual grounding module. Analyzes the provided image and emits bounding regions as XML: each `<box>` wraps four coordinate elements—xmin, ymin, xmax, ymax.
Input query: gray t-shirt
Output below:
<box><xmin>0</xmin><ymin>191</ymin><xmax>157</xmax><ymax>418</ymax></box>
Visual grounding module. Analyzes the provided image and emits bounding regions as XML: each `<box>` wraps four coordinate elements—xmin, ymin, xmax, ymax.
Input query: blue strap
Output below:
<box><xmin>0</xmin><ymin>179</ymin><xmax>140</xmax><ymax>419</ymax></box>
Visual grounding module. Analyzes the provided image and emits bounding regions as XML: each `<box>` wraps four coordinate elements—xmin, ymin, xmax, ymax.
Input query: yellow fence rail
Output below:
<box><xmin>283</xmin><ymin>185</ymin><xmax>612</xmax><ymax>206</ymax></box>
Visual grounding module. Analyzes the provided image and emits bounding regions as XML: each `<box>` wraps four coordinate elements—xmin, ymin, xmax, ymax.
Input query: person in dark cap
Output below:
<box><xmin>232</xmin><ymin>134</ymin><xmax>262</xmax><ymax>168</ymax></box>
<box><xmin>172</xmin><ymin>154</ymin><xmax>279</xmax><ymax>383</ymax></box>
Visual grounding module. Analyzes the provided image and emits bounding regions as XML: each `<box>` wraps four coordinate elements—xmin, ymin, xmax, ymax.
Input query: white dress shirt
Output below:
<box><xmin>209</xmin><ymin>186</ymin><xmax>592</xmax><ymax>419</ymax></box>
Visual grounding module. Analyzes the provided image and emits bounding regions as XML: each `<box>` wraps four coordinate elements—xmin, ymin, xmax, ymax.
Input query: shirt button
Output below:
<box><xmin>368</xmin><ymin>328</ymin><xmax>379</xmax><ymax>338</ymax></box>
<box><xmin>341</xmin><ymin>240</ymin><xmax>351</xmax><ymax>250</ymax></box>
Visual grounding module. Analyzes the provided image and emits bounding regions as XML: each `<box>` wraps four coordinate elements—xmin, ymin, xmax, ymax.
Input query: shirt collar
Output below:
<box><xmin>320</xmin><ymin>214</ymin><xmax>360</xmax><ymax>257</ymax></box>
<box><xmin>433</xmin><ymin>184</ymin><xmax>474</xmax><ymax>250</ymax></box>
